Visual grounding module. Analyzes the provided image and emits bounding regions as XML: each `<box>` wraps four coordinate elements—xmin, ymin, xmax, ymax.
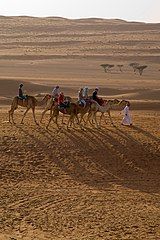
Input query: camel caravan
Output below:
<box><xmin>9</xmin><ymin>84</ymin><xmax>131</xmax><ymax>129</ymax></box>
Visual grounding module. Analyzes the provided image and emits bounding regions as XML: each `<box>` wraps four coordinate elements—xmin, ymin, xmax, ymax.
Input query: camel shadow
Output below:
<box><xmin>44</xmin><ymin>123</ymin><xmax>160</xmax><ymax>193</ymax></box>
<box><xmin>66</xmin><ymin>127</ymin><xmax>160</xmax><ymax>193</ymax></box>
<box><xmin>5</xmin><ymin>123</ymin><xmax>160</xmax><ymax>194</ymax></box>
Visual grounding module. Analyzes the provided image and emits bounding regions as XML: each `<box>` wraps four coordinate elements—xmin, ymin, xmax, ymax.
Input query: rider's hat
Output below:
<box><xmin>20</xmin><ymin>83</ymin><xmax>23</xmax><ymax>87</ymax></box>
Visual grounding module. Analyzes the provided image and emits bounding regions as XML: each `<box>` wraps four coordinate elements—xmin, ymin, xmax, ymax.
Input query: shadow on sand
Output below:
<box><xmin>3</xmin><ymin>121</ymin><xmax>160</xmax><ymax>194</ymax></box>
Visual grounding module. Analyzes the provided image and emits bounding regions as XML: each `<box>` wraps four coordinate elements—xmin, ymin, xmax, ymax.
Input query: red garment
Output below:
<box><xmin>58</xmin><ymin>94</ymin><xmax>64</xmax><ymax>105</ymax></box>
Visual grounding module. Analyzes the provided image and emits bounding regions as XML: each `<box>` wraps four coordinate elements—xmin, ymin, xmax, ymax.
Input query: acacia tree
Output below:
<box><xmin>135</xmin><ymin>65</ymin><xmax>148</xmax><ymax>76</ymax></box>
<box><xmin>100</xmin><ymin>64</ymin><xmax>114</xmax><ymax>73</ymax></box>
<box><xmin>129</xmin><ymin>62</ymin><xmax>140</xmax><ymax>73</ymax></box>
<box><xmin>117</xmin><ymin>64</ymin><xmax>124</xmax><ymax>72</ymax></box>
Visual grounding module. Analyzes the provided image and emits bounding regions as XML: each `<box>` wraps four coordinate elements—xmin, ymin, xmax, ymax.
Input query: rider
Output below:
<box><xmin>51</xmin><ymin>85</ymin><xmax>60</xmax><ymax>102</ymax></box>
<box><xmin>92</xmin><ymin>87</ymin><xmax>104</xmax><ymax>105</ymax></box>
<box><xmin>82</xmin><ymin>86</ymin><xmax>89</xmax><ymax>100</ymax></box>
<box><xmin>58</xmin><ymin>92</ymin><xmax>69</xmax><ymax>113</ymax></box>
<box><xmin>78</xmin><ymin>88</ymin><xmax>86</xmax><ymax>107</ymax></box>
<box><xmin>18</xmin><ymin>84</ymin><xmax>27</xmax><ymax>100</ymax></box>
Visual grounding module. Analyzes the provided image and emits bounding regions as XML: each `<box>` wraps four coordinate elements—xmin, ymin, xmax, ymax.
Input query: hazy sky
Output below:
<box><xmin>0</xmin><ymin>0</ymin><xmax>160</xmax><ymax>23</ymax></box>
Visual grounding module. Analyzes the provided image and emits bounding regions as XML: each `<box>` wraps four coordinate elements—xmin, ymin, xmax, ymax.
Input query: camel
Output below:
<box><xmin>58</xmin><ymin>100</ymin><xmax>91</xmax><ymax>126</ymax></box>
<box><xmin>86</xmin><ymin>99</ymin><xmax>129</xmax><ymax>128</ymax></box>
<box><xmin>76</xmin><ymin>100</ymin><xmax>92</xmax><ymax>123</ymax></box>
<box><xmin>61</xmin><ymin>99</ymin><xmax>120</xmax><ymax>127</ymax></box>
<box><xmin>100</xmin><ymin>99</ymin><xmax>130</xmax><ymax>124</ymax></box>
<box><xmin>40</xmin><ymin>96</ymin><xmax>72</xmax><ymax>123</ymax></box>
<box><xmin>85</xmin><ymin>99</ymin><xmax>118</xmax><ymax>128</ymax></box>
<box><xmin>40</xmin><ymin>97</ymin><xmax>55</xmax><ymax>123</ymax></box>
<box><xmin>9</xmin><ymin>94</ymin><xmax>51</xmax><ymax>124</ymax></box>
<box><xmin>46</xmin><ymin>102</ymin><xmax>82</xmax><ymax>130</ymax></box>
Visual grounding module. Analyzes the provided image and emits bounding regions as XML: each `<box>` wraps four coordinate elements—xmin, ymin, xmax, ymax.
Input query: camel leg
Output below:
<box><xmin>75</xmin><ymin>114</ymin><xmax>83</xmax><ymax>130</ymax></box>
<box><xmin>67</xmin><ymin>115</ymin><xmax>74</xmax><ymax>129</ymax></box>
<box><xmin>70</xmin><ymin>115</ymin><xmax>77</xmax><ymax>128</ymax></box>
<box><xmin>67</xmin><ymin>115</ymin><xmax>72</xmax><ymax>129</ymax></box>
<box><xmin>53</xmin><ymin>109</ymin><xmax>59</xmax><ymax>129</ymax></box>
<box><xmin>8</xmin><ymin>110</ymin><xmax>11</xmax><ymax>123</ymax></box>
<box><xmin>46</xmin><ymin>110</ymin><xmax>59</xmax><ymax>129</ymax></box>
<box><xmin>88</xmin><ymin>112</ymin><xmax>95</xmax><ymax>126</ymax></box>
<box><xmin>107</xmin><ymin>110</ymin><xmax>114</xmax><ymax>125</ymax></box>
<box><xmin>99</xmin><ymin>113</ymin><xmax>104</xmax><ymax>126</ymax></box>
<box><xmin>46</xmin><ymin>115</ymin><xmax>53</xmax><ymax>129</ymax></box>
<box><xmin>40</xmin><ymin>102</ymin><xmax>55</xmax><ymax>123</ymax></box>
<box><xmin>32</xmin><ymin>107</ymin><xmax>38</xmax><ymax>124</ymax></box>
<box><xmin>79</xmin><ymin>113</ymin><xmax>86</xmax><ymax>124</ymax></box>
<box><xmin>21</xmin><ymin>107</ymin><xmax>30</xmax><ymax>124</ymax></box>
<box><xmin>71</xmin><ymin>114</ymin><xmax>79</xmax><ymax>128</ymax></box>
<box><xmin>40</xmin><ymin>108</ymin><xmax>49</xmax><ymax>123</ymax></box>
<box><xmin>9</xmin><ymin>100</ymin><xmax>18</xmax><ymax>123</ymax></box>
<box><xmin>85</xmin><ymin>111</ymin><xmax>92</xmax><ymax>126</ymax></box>
<box><xmin>93</xmin><ymin>112</ymin><xmax>99</xmax><ymax>128</ymax></box>
<box><xmin>70</xmin><ymin>117</ymin><xmax>74</xmax><ymax>127</ymax></box>
<box><xmin>71</xmin><ymin>116</ymin><xmax>75</xmax><ymax>127</ymax></box>
<box><xmin>11</xmin><ymin>110</ymin><xmax>15</xmax><ymax>124</ymax></box>
<box><xmin>9</xmin><ymin>109</ymin><xmax>13</xmax><ymax>123</ymax></box>
<box><xmin>9</xmin><ymin>108</ymin><xmax>16</xmax><ymax>124</ymax></box>
<box><xmin>61</xmin><ymin>114</ymin><xmax>65</xmax><ymax>124</ymax></box>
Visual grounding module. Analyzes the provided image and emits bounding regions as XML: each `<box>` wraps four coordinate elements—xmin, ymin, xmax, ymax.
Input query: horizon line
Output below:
<box><xmin>0</xmin><ymin>15</ymin><xmax>159</xmax><ymax>24</ymax></box>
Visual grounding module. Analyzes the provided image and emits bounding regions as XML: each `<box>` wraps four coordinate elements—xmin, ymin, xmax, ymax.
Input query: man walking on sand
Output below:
<box><xmin>122</xmin><ymin>102</ymin><xmax>132</xmax><ymax>126</ymax></box>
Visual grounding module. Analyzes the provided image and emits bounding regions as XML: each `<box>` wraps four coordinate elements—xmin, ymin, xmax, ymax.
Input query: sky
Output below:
<box><xmin>0</xmin><ymin>0</ymin><xmax>160</xmax><ymax>23</ymax></box>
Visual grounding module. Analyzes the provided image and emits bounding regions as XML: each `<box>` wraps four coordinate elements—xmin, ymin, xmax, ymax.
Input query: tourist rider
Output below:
<box><xmin>92</xmin><ymin>87</ymin><xmax>104</xmax><ymax>105</ymax></box>
<box><xmin>78</xmin><ymin>87</ymin><xmax>86</xmax><ymax>107</ymax></box>
<box><xmin>18</xmin><ymin>83</ymin><xmax>27</xmax><ymax>100</ymax></box>
<box><xmin>58</xmin><ymin>92</ymin><xmax>69</xmax><ymax>113</ymax></box>
<box><xmin>82</xmin><ymin>86</ymin><xmax>89</xmax><ymax>100</ymax></box>
<box><xmin>52</xmin><ymin>85</ymin><xmax>60</xmax><ymax>102</ymax></box>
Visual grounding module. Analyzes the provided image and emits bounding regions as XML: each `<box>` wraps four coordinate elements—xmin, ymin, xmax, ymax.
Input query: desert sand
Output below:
<box><xmin>0</xmin><ymin>16</ymin><xmax>160</xmax><ymax>239</ymax></box>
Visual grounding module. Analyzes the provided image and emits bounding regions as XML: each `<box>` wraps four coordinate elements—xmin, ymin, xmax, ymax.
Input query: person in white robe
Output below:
<box><xmin>122</xmin><ymin>102</ymin><xmax>132</xmax><ymax>126</ymax></box>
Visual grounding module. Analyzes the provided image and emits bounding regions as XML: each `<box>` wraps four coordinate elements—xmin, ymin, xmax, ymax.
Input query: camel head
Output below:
<box><xmin>44</xmin><ymin>94</ymin><xmax>52</xmax><ymax>100</ymax></box>
<box><xmin>120</xmin><ymin>100</ymin><xmax>130</xmax><ymax>107</ymax></box>
<box><xmin>113</xmin><ymin>99</ymin><xmax>120</xmax><ymax>104</ymax></box>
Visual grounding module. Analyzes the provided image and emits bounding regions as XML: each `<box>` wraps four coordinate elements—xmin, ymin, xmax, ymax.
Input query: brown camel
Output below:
<box><xmin>40</xmin><ymin>98</ymin><xmax>56</xmax><ymax>123</ymax></box>
<box><xmin>46</xmin><ymin>102</ymin><xmax>81</xmax><ymax>129</ymax></box>
<box><xmin>9</xmin><ymin>94</ymin><xmax>51</xmax><ymax>124</ymax></box>
<box><xmin>61</xmin><ymin>99</ymin><xmax>97</xmax><ymax>125</ymax></box>
<box><xmin>40</xmin><ymin>96</ymin><xmax>72</xmax><ymax>123</ymax></box>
